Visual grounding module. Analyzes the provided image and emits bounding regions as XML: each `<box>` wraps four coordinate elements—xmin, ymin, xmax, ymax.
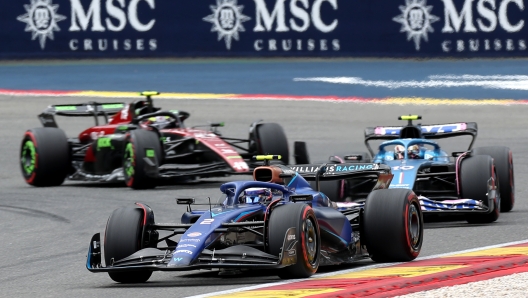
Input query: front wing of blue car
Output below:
<box><xmin>87</xmin><ymin>228</ymin><xmax>298</xmax><ymax>273</ymax></box>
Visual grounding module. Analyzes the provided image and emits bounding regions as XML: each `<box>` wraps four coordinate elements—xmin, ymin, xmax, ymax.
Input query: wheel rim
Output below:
<box><xmin>408</xmin><ymin>203</ymin><xmax>421</xmax><ymax>250</ymax></box>
<box><xmin>303</xmin><ymin>217</ymin><xmax>317</xmax><ymax>265</ymax></box>
<box><xmin>124</xmin><ymin>143</ymin><xmax>135</xmax><ymax>178</ymax></box>
<box><xmin>21</xmin><ymin>140</ymin><xmax>36</xmax><ymax>176</ymax></box>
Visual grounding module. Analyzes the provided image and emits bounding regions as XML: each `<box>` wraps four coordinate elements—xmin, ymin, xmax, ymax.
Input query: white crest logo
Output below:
<box><xmin>393</xmin><ymin>0</ymin><xmax>439</xmax><ymax>51</ymax></box>
<box><xmin>17</xmin><ymin>0</ymin><xmax>66</xmax><ymax>49</ymax></box>
<box><xmin>203</xmin><ymin>0</ymin><xmax>251</xmax><ymax>50</ymax></box>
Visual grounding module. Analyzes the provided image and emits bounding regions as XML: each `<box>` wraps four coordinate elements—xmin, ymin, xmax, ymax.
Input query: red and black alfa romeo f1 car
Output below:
<box><xmin>20</xmin><ymin>92</ymin><xmax>305</xmax><ymax>189</ymax></box>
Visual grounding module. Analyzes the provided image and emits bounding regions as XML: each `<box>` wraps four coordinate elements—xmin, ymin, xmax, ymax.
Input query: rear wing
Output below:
<box><xmin>290</xmin><ymin>163</ymin><xmax>391</xmax><ymax>181</ymax></box>
<box><xmin>291</xmin><ymin>163</ymin><xmax>393</xmax><ymax>193</ymax></box>
<box><xmin>364</xmin><ymin>122</ymin><xmax>478</xmax><ymax>156</ymax></box>
<box><xmin>38</xmin><ymin>102</ymin><xmax>126</xmax><ymax>128</ymax></box>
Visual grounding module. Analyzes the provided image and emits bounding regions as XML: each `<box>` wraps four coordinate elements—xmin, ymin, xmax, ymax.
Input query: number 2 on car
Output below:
<box><xmin>200</xmin><ymin>219</ymin><xmax>214</xmax><ymax>225</ymax></box>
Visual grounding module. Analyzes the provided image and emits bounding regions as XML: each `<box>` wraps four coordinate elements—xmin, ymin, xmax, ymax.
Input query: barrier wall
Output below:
<box><xmin>2</xmin><ymin>0</ymin><xmax>528</xmax><ymax>58</ymax></box>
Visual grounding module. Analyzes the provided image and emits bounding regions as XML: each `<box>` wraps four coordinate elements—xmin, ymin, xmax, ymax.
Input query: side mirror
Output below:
<box><xmin>176</xmin><ymin>198</ymin><xmax>195</xmax><ymax>205</ymax></box>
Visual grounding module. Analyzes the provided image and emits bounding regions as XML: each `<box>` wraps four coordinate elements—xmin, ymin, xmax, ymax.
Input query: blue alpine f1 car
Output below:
<box><xmin>86</xmin><ymin>156</ymin><xmax>423</xmax><ymax>283</ymax></box>
<box><xmin>319</xmin><ymin>115</ymin><xmax>514</xmax><ymax>224</ymax></box>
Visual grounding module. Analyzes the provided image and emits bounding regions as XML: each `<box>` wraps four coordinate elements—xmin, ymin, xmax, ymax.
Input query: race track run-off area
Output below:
<box><xmin>1</xmin><ymin>59</ymin><xmax>528</xmax><ymax>298</ymax></box>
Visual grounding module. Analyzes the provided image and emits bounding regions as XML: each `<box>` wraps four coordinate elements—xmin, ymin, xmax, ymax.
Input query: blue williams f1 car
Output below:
<box><xmin>319</xmin><ymin>115</ymin><xmax>514</xmax><ymax>224</ymax></box>
<box><xmin>86</xmin><ymin>156</ymin><xmax>423</xmax><ymax>283</ymax></box>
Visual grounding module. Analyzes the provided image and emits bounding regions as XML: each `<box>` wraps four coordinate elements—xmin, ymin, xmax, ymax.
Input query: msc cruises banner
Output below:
<box><xmin>1</xmin><ymin>0</ymin><xmax>528</xmax><ymax>58</ymax></box>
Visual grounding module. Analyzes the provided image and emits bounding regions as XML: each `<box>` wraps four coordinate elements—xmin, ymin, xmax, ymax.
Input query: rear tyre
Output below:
<box><xmin>364</xmin><ymin>189</ymin><xmax>423</xmax><ymax>262</ymax></box>
<box><xmin>472</xmin><ymin>146</ymin><xmax>514</xmax><ymax>212</ymax></box>
<box><xmin>255</xmin><ymin>123</ymin><xmax>289</xmax><ymax>165</ymax></box>
<box><xmin>294</xmin><ymin>141</ymin><xmax>310</xmax><ymax>164</ymax></box>
<box><xmin>123</xmin><ymin>129</ymin><xmax>162</xmax><ymax>189</ymax></box>
<box><xmin>104</xmin><ymin>207</ymin><xmax>152</xmax><ymax>283</ymax></box>
<box><xmin>20</xmin><ymin>127</ymin><xmax>69</xmax><ymax>187</ymax></box>
<box><xmin>268</xmin><ymin>203</ymin><xmax>320</xmax><ymax>279</ymax></box>
<box><xmin>461</xmin><ymin>155</ymin><xmax>500</xmax><ymax>223</ymax></box>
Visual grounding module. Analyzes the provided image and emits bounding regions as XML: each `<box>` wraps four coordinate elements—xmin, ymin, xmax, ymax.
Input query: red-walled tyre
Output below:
<box><xmin>20</xmin><ymin>127</ymin><xmax>69</xmax><ymax>187</ymax></box>
<box><xmin>104</xmin><ymin>207</ymin><xmax>152</xmax><ymax>283</ymax></box>
<box><xmin>268</xmin><ymin>203</ymin><xmax>320</xmax><ymax>279</ymax></box>
<box><xmin>364</xmin><ymin>189</ymin><xmax>423</xmax><ymax>262</ymax></box>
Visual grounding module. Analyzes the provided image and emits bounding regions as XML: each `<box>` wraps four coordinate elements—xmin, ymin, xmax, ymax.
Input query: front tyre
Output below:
<box><xmin>123</xmin><ymin>129</ymin><xmax>162</xmax><ymax>189</ymax></box>
<box><xmin>104</xmin><ymin>207</ymin><xmax>152</xmax><ymax>283</ymax></box>
<box><xmin>364</xmin><ymin>189</ymin><xmax>423</xmax><ymax>262</ymax></box>
<box><xmin>268</xmin><ymin>203</ymin><xmax>320</xmax><ymax>279</ymax></box>
<box><xmin>20</xmin><ymin>127</ymin><xmax>69</xmax><ymax>187</ymax></box>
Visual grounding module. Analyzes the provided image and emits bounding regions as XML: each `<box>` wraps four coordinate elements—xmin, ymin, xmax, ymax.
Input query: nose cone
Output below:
<box><xmin>168</xmin><ymin>232</ymin><xmax>206</xmax><ymax>267</ymax></box>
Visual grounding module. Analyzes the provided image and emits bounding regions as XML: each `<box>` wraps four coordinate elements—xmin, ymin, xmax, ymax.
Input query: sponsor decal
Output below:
<box><xmin>204</xmin><ymin>0</ymin><xmax>340</xmax><ymax>52</ymax></box>
<box><xmin>18</xmin><ymin>0</ymin><xmax>157</xmax><ymax>52</ymax></box>
<box><xmin>291</xmin><ymin>164</ymin><xmax>378</xmax><ymax>173</ymax></box>
<box><xmin>18</xmin><ymin>0</ymin><xmax>67</xmax><ymax>49</ymax></box>
<box><xmin>390</xmin><ymin>183</ymin><xmax>411</xmax><ymax>188</ymax></box>
<box><xmin>174</xmin><ymin>249</ymin><xmax>193</xmax><ymax>255</ymax></box>
<box><xmin>394</xmin><ymin>0</ymin><xmax>528</xmax><ymax>53</ymax></box>
<box><xmin>221</xmin><ymin>149</ymin><xmax>238</xmax><ymax>154</ymax></box>
<box><xmin>203</xmin><ymin>0</ymin><xmax>251</xmax><ymax>50</ymax></box>
<box><xmin>288</xmin><ymin>249</ymin><xmax>296</xmax><ymax>256</ymax></box>
<box><xmin>97</xmin><ymin>137</ymin><xmax>114</xmax><ymax>150</ymax></box>
<box><xmin>90</xmin><ymin>131</ymin><xmax>105</xmax><ymax>140</ymax></box>
<box><xmin>233</xmin><ymin>161</ymin><xmax>249</xmax><ymax>171</ymax></box>
<box><xmin>422</xmin><ymin>123</ymin><xmax>466</xmax><ymax>133</ymax></box>
<box><xmin>187</xmin><ymin>232</ymin><xmax>202</xmax><ymax>237</ymax></box>
<box><xmin>330</xmin><ymin>164</ymin><xmax>377</xmax><ymax>172</ymax></box>
<box><xmin>287</xmin><ymin>234</ymin><xmax>296</xmax><ymax>240</ymax></box>
<box><xmin>177</xmin><ymin>244</ymin><xmax>197</xmax><ymax>248</ymax></box>
<box><xmin>180</xmin><ymin>238</ymin><xmax>201</xmax><ymax>243</ymax></box>
<box><xmin>376</xmin><ymin>123</ymin><xmax>466</xmax><ymax>136</ymax></box>
<box><xmin>173</xmin><ymin>257</ymin><xmax>183</xmax><ymax>262</ymax></box>
<box><xmin>393</xmin><ymin>0</ymin><xmax>440</xmax><ymax>51</ymax></box>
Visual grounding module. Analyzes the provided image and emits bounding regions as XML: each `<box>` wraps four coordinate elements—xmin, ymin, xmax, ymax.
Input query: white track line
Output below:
<box><xmin>187</xmin><ymin>239</ymin><xmax>528</xmax><ymax>298</ymax></box>
<box><xmin>294</xmin><ymin>75</ymin><xmax>528</xmax><ymax>90</ymax></box>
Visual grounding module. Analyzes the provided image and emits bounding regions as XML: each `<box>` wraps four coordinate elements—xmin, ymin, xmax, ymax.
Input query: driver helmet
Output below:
<box><xmin>146</xmin><ymin>116</ymin><xmax>173</xmax><ymax>130</ymax></box>
<box><xmin>408</xmin><ymin>145</ymin><xmax>422</xmax><ymax>159</ymax></box>
<box><xmin>243</xmin><ymin>188</ymin><xmax>271</xmax><ymax>204</ymax></box>
<box><xmin>394</xmin><ymin>145</ymin><xmax>405</xmax><ymax>160</ymax></box>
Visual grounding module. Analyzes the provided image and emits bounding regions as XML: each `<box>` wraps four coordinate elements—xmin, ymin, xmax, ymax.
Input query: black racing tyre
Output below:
<box><xmin>268</xmin><ymin>203</ymin><xmax>320</xmax><ymax>279</ymax></box>
<box><xmin>293</xmin><ymin>141</ymin><xmax>310</xmax><ymax>164</ymax></box>
<box><xmin>20</xmin><ymin>127</ymin><xmax>69</xmax><ymax>187</ymax></box>
<box><xmin>255</xmin><ymin>123</ymin><xmax>289</xmax><ymax>165</ymax></box>
<box><xmin>364</xmin><ymin>189</ymin><xmax>423</xmax><ymax>262</ymax></box>
<box><xmin>461</xmin><ymin>155</ymin><xmax>500</xmax><ymax>224</ymax></box>
<box><xmin>473</xmin><ymin>146</ymin><xmax>514</xmax><ymax>212</ymax></box>
<box><xmin>123</xmin><ymin>129</ymin><xmax>162</xmax><ymax>189</ymax></box>
<box><xmin>104</xmin><ymin>207</ymin><xmax>152</xmax><ymax>283</ymax></box>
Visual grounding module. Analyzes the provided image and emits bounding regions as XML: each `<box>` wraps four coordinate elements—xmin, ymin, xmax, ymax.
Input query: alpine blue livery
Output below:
<box><xmin>320</xmin><ymin>115</ymin><xmax>515</xmax><ymax>224</ymax></box>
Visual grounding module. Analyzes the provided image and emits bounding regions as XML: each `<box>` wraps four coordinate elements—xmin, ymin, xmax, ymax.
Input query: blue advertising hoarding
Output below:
<box><xmin>1</xmin><ymin>0</ymin><xmax>528</xmax><ymax>58</ymax></box>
